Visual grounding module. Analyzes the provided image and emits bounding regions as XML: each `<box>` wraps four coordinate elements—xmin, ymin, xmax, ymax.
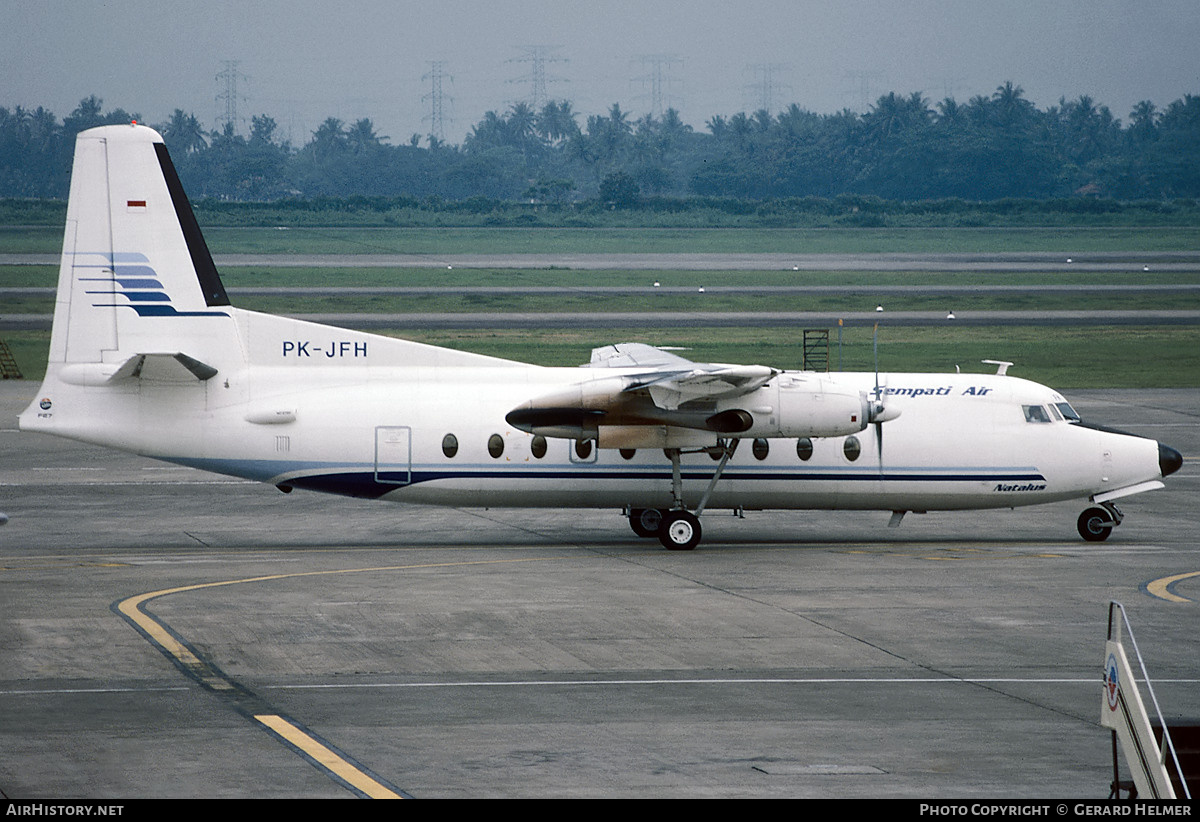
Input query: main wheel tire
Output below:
<box><xmin>630</xmin><ymin>508</ymin><xmax>663</xmax><ymax>538</ymax></box>
<box><xmin>1078</xmin><ymin>507</ymin><xmax>1115</xmax><ymax>542</ymax></box>
<box><xmin>658</xmin><ymin>510</ymin><xmax>702</xmax><ymax>551</ymax></box>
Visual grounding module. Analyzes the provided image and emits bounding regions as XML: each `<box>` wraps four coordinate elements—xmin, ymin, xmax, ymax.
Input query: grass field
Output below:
<box><xmin>4</xmin><ymin>224</ymin><xmax>1200</xmax><ymax>256</ymax></box>
<box><xmin>4</xmin><ymin>322</ymin><xmax>1195</xmax><ymax>389</ymax></box>
<box><xmin>371</xmin><ymin>325</ymin><xmax>1199</xmax><ymax>388</ymax></box>
<box><xmin>5</xmin><ymin>263</ymin><xmax>1198</xmax><ymax>289</ymax></box>
<box><xmin>2</xmin><ymin>225</ymin><xmax>1197</xmax><ymax>387</ymax></box>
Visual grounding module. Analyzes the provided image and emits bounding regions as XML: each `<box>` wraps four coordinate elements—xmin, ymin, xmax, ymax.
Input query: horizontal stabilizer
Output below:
<box><xmin>110</xmin><ymin>352</ymin><xmax>218</xmax><ymax>381</ymax></box>
<box><xmin>60</xmin><ymin>352</ymin><xmax>218</xmax><ymax>385</ymax></box>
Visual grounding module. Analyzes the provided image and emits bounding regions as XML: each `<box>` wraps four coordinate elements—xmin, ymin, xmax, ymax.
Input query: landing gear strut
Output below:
<box><xmin>652</xmin><ymin>441</ymin><xmax>739</xmax><ymax>550</ymax></box>
<box><xmin>1078</xmin><ymin>502</ymin><xmax>1123</xmax><ymax>542</ymax></box>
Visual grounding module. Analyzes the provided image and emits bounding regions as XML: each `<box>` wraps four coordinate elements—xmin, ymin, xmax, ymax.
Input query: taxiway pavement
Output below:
<box><xmin>1</xmin><ymin>382</ymin><xmax>1197</xmax><ymax>798</ymax></box>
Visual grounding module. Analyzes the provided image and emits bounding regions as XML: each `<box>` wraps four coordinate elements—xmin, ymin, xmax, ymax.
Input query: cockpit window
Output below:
<box><xmin>1054</xmin><ymin>402</ymin><xmax>1080</xmax><ymax>422</ymax></box>
<box><xmin>1022</xmin><ymin>405</ymin><xmax>1052</xmax><ymax>423</ymax></box>
<box><xmin>1048</xmin><ymin>404</ymin><xmax>1063</xmax><ymax>421</ymax></box>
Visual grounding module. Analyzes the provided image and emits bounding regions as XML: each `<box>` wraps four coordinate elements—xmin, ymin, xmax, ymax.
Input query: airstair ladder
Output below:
<box><xmin>1102</xmin><ymin>601</ymin><xmax>1191</xmax><ymax>799</ymax></box>
<box><xmin>0</xmin><ymin>340</ymin><xmax>21</xmax><ymax>379</ymax></box>
<box><xmin>802</xmin><ymin>329</ymin><xmax>829</xmax><ymax>372</ymax></box>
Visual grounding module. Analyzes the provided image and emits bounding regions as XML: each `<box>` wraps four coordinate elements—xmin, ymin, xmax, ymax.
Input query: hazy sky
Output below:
<box><xmin>3</xmin><ymin>0</ymin><xmax>1198</xmax><ymax>145</ymax></box>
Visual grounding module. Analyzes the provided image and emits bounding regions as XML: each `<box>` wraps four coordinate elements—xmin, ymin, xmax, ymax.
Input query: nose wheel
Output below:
<box><xmin>1078</xmin><ymin>503</ymin><xmax>1122</xmax><ymax>542</ymax></box>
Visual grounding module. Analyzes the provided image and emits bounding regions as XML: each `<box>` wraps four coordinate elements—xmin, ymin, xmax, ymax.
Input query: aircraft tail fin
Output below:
<box><xmin>46</xmin><ymin>123</ymin><xmax>235</xmax><ymax>368</ymax></box>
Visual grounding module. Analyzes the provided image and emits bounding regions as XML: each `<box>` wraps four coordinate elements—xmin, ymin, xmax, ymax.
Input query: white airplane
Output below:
<box><xmin>17</xmin><ymin>124</ymin><xmax>1184</xmax><ymax>549</ymax></box>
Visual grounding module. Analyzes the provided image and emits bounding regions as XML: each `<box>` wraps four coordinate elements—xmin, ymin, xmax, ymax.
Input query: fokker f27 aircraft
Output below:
<box><xmin>18</xmin><ymin>124</ymin><xmax>1184</xmax><ymax>549</ymax></box>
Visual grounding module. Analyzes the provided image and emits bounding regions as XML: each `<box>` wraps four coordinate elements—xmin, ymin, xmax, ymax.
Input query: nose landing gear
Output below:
<box><xmin>1078</xmin><ymin>502</ymin><xmax>1123</xmax><ymax>542</ymax></box>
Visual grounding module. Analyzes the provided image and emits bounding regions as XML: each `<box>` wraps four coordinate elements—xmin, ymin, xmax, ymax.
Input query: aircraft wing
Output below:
<box><xmin>588</xmin><ymin>342</ymin><xmax>696</xmax><ymax>369</ymax></box>
<box><xmin>506</xmin><ymin>344</ymin><xmax>780</xmax><ymax>437</ymax></box>
<box><xmin>587</xmin><ymin>343</ymin><xmax>777</xmax><ymax>410</ymax></box>
<box><xmin>624</xmin><ymin>365</ymin><xmax>776</xmax><ymax>410</ymax></box>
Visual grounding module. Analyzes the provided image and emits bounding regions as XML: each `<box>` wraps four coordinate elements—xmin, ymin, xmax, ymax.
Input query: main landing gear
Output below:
<box><xmin>629</xmin><ymin>507</ymin><xmax>705</xmax><ymax>550</ymax></box>
<box><xmin>1078</xmin><ymin>502</ymin><xmax>1123</xmax><ymax>542</ymax></box>
<box><xmin>628</xmin><ymin>441</ymin><xmax>739</xmax><ymax>550</ymax></box>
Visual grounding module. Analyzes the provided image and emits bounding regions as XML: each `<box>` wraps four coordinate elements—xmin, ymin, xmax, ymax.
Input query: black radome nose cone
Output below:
<box><xmin>1159</xmin><ymin>443</ymin><xmax>1183</xmax><ymax>477</ymax></box>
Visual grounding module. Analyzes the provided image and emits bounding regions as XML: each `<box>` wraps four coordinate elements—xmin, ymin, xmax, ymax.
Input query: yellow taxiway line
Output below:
<box><xmin>1145</xmin><ymin>570</ymin><xmax>1200</xmax><ymax>603</ymax></box>
<box><xmin>116</xmin><ymin>555</ymin><xmax>560</xmax><ymax>797</ymax></box>
<box><xmin>254</xmin><ymin>713</ymin><xmax>403</xmax><ymax>799</ymax></box>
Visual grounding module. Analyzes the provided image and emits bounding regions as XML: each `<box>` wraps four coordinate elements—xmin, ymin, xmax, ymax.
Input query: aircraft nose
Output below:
<box><xmin>1159</xmin><ymin>443</ymin><xmax>1183</xmax><ymax>477</ymax></box>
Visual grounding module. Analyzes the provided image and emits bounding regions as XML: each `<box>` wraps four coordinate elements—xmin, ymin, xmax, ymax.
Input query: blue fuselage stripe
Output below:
<box><xmin>160</xmin><ymin>456</ymin><xmax>1047</xmax><ymax>500</ymax></box>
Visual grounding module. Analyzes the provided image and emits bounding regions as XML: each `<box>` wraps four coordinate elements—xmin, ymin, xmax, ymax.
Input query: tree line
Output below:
<box><xmin>2</xmin><ymin>84</ymin><xmax>1198</xmax><ymax>205</ymax></box>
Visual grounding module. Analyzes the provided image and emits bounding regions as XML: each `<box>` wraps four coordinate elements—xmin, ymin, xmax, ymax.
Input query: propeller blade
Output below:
<box><xmin>873</xmin><ymin>323</ymin><xmax>880</xmax><ymax>399</ymax></box>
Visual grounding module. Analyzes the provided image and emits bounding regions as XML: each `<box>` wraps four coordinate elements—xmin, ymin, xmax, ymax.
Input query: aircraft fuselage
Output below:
<box><xmin>22</xmin><ymin>330</ymin><xmax>1166</xmax><ymax>517</ymax></box>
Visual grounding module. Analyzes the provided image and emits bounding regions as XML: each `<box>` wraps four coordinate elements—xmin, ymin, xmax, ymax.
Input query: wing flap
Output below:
<box><xmin>637</xmin><ymin>365</ymin><xmax>777</xmax><ymax>410</ymax></box>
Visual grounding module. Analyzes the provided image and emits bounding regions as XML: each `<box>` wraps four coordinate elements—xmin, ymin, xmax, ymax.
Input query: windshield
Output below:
<box><xmin>1055</xmin><ymin>402</ymin><xmax>1081</xmax><ymax>422</ymax></box>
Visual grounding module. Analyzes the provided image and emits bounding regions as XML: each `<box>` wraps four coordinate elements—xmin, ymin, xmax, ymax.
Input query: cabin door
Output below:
<box><xmin>374</xmin><ymin>426</ymin><xmax>412</xmax><ymax>486</ymax></box>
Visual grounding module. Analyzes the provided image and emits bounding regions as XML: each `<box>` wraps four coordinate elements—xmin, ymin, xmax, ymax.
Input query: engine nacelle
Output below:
<box><xmin>732</xmin><ymin>374</ymin><xmax>869</xmax><ymax>439</ymax></box>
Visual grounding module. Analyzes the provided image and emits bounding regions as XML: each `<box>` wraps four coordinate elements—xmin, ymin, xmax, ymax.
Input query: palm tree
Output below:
<box><xmin>992</xmin><ymin>81</ymin><xmax>1036</xmax><ymax>133</ymax></box>
<box><xmin>935</xmin><ymin>98</ymin><xmax>961</xmax><ymax>124</ymax></box>
<box><xmin>465</xmin><ymin>110</ymin><xmax>506</xmax><ymax>152</ymax></box>
<box><xmin>346</xmin><ymin>118</ymin><xmax>385</xmax><ymax>154</ymax></box>
<box><xmin>505</xmin><ymin>102</ymin><xmax>540</xmax><ymax>160</ymax></box>
<box><xmin>161</xmin><ymin>109</ymin><xmax>208</xmax><ymax>154</ymax></box>
<box><xmin>586</xmin><ymin>103</ymin><xmax>633</xmax><ymax>165</ymax></box>
<box><xmin>536</xmin><ymin>100</ymin><xmax>579</xmax><ymax>145</ymax></box>
<box><xmin>63</xmin><ymin>96</ymin><xmax>105</xmax><ymax>136</ymax></box>
<box><xmin>310</xmin><ymin>117</ymin><xmax>347</xmax><ymax>162</ymax></box>
<box><xmin>1128</xmin><ymin>100</ymin><xmax>1158</xmax><ymax>143</ymax></box>
<box><xmin>706</xmin><ymin>114</ymin><xmax>729</xmax><ymax>141</ymax></box>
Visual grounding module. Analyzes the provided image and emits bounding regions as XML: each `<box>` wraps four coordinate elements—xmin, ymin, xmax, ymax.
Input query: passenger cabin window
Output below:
<box><xmin>1022</xmin><ymin>405</ymin><xmax>1052</xmax><ymax>423</ymax></box>
<box><xmin>441</xmin><ymin>433</ymin><xmax>458</xmax><ymax>458</ymax></box>
<box><xmin>752</xmin><ymin>438</ymin><xmax>770</xmax><ymax>460</ymax></box>
<box><xmin>575</xmin><ymin>439</ymin><xmax>593</xmax><ymax>460</ymax></box>
<box><xmin>843</xmin><ymin>436</ymin><xmax>861</xmax><ymax>462</ymax></box>
<box><xmin>530</xmin><ymin>435</ymin><xmax>547</xmax><ymax>459</ymax></box>
<box><xmin>619</xmin><ymin>448</ymin><xmax>636</xmax><ymax>461</ymax></box>
<box><xmin>796</xmin><ymin>438</ymin><xmax>814</xmax><ymax>461</ymax></box>
<box><xmin>488</xmin><ymin>433</ymin><xmax>505</xmax><ymax>458</ymax></box>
